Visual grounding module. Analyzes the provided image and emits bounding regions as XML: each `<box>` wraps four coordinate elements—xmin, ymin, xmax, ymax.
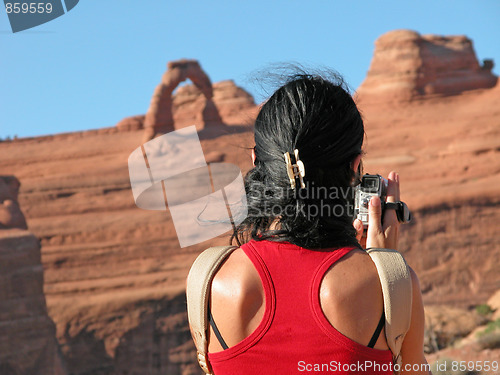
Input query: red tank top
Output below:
<box><xmin>207</xmin><ymin>239</ymin><xmax>393</xmax><ymax>375</ymax></box>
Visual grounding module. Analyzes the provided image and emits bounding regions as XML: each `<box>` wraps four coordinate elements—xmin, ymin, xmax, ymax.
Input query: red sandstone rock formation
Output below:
<box><xmin>357</xmin><ymin>29</ymin><xmax>498</xmax><ymax>101</ymax></box>
<box><xmin>117</xmin><ymin>79</ymin><xmax>256</xmax><ymax>135</ymax></box>
<box><xmin>487</xmin><ymin>289</ymin><xmax>500</xmax><ymax>320</ymax></box>
<box><xmin>0</xmin><ymin>176</ymin><xmax>27</xmax><ymax>229</ymax></box>
<box><xmin>116</xmin><ymin>115</ymin><xmax>145</xmax><ymax>132</ymax></box>
<box><xmin>0</xmin><ymin>176</ymin><xmax>65</xmax><ymax>375</ymax></box>
<box><xmin>424</xmin><ymin>305</ymin><xmax>487</xmax><ymax>351</ymax></box>
<box><xmin>172</xmin><ymin>80</ymin><xmax>255</xmax><ymax>129</ymax></box>
<box><xmin>142</xmin><ymin>59</ymin><xmax>223</xmax><ymax>143</ymax></box>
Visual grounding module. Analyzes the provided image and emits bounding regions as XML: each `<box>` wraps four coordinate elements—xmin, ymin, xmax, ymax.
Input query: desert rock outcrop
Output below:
<box><xmin>116</xmin><ymin>115</ymin><xmax>145</xmax><ymax>132</ymax></box>
<box><xmin>117</xmin><ymin>78</ymin><xmax>256</xmax><ymax>137</ymax></box>
<box><xmin>0</xmin><ymin>176</ymin><xmax>27</xmax><ymax>229</ymax></box>
<box><xmin>142</xmin><ymin>59</ymin><xmax>222</xmax><ymax>142</ymax></box>
<box><xmin>424</xmin><ymin>305</ymin><xmax>487</xmax><ymax>352</ymax></box>
<box><xmin>172</xmin><ymin>79</ymin><xmax>255</xmax><ymax>128</ymax></box>
<box><xmin>0</xmin><ymin>176</ymin><xmax>64</xmax><ymax>375</ymax></box>
<box><xmin>358</xmin><ymin>29</ymin><xmax>497</xmax><ymax>101</ymax></box>
<box><xmin>487</xmin><ymin>289</ymin><xmax>500</xmax><ymax>320</ymax></box>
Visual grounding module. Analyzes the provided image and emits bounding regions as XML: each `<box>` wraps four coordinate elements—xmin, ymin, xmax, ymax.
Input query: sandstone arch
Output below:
<box><xmin>142</xmin><ymin>59</ymin><xmax>222</xmax><ymax>142</ymax></box>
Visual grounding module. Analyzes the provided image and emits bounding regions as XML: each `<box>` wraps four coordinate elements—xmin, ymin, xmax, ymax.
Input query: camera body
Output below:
<box><xmin>354</xmin><ymin>174</ymin><xmax>388</xmax><ymax>227</ymax></box>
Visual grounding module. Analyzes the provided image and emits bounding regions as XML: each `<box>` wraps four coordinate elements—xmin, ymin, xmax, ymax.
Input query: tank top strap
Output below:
<box><xmin>313</xmin><ymin>246</ymin><xmax>355</xmax><ymax>274</ymax></box>
<box><xmin>240</xmin><ymin>241</ymin><xmax>276</xmax><ymax>301</ymax></box>
<box><xmin>242</xmin><ymin>240</ymin><xmax>356</xmax><ymax>317</ymax></box>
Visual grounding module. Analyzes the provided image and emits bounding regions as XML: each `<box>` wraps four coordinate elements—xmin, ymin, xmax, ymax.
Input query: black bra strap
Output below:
<box><xmin>367</xmin><ymin>310</ymin><xmax>385</xmax><ymax>348</ymax></box>
<box><xmin>209</xmin><ymin>306</ymin><xmax>384</xmax><ymax>350</ymax></box>
<box><xmin>208</xmin><ymin>307</ymin><xmax>228</xmax><ymax>350</ymax></box>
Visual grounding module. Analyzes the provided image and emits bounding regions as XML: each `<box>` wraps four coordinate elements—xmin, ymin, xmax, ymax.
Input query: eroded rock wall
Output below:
<box><xmin>0</xmin><ymin>176</ymin><xmax>64</xmax><ymax>375</ymax></box>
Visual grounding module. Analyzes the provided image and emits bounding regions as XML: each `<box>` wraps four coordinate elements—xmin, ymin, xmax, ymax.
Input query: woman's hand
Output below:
<box><xmin>354</xmin><ymin>171</ymin><xmax>400</xmax><ymax>250</ymax></box>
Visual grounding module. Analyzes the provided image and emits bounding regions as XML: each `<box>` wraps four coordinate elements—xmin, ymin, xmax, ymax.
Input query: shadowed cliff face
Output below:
<box><xmin>0</xmin><ymin>177</ymin><xmax>64</xmax><ymax>375</ymax></box>
<box><xmin>0</xmin><ymin>41</ymin><xmax>498</xmax><ymax>373</ymax></box>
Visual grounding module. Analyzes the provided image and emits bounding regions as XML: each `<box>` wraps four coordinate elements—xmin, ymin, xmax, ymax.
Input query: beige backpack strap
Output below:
<box><xmin>186</xmin><ymin>245</ymin><xmax>238</xmax><ymax>375</ymax></box>
<box><xmin>366</xmin><ymin>248</ymin><xmax>412</xmax><ymax>371</ymax></box>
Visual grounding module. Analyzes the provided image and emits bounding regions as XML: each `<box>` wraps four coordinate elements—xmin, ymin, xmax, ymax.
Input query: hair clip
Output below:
<box><xmin>284</xmin><ymin>149</ymin><xmax>305</xmax><ymax>189</ymax></box>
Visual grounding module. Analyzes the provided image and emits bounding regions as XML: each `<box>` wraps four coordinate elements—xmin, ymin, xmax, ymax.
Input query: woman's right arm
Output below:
<box><xmin>355</xmin><ymin>171</ymin><xmax>431</xmax><ymax>374</ymax></box>
<box><xmin>399</xmin><ymin>267</ymin><xmax>431</xmax><ymax>374</ymax></box>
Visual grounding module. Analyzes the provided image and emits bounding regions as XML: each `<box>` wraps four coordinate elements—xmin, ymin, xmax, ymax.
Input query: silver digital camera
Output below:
<box><xmin>354</xmin><ymin>174</ymin><xmax>412</xmax><ymax>227</ymax></box>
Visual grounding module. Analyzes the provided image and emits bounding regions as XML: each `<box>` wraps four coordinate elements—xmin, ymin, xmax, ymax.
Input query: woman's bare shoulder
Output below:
<box><xmin>210</xmin><ymin>247</ymin><xmax>263</xmax><ymax>316</ymax></box>
<box><xmin>211</xmin><ymin>247</ymin><xmax>261</xmax><ymax>294</ymax></box>
<box><xmin>320</xmin><ymin>248</ymin><xmax>387</xmax><ymax>349</ymax></box>
<box><xmin>323</xmin><ymin>248</ymin><xmax>381</xmax><ymax>290</ymax></box>
<box><xmin>208</xmin><ymin>247</ymin><xmax>265</xmax><ymax>351</ymax></box>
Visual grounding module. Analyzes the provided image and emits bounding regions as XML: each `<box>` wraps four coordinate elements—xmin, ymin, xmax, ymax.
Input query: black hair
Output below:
<box><xmin>231</xmin><ymin>72</ymin><xmax>364</xmax><ymax>249</ymax></box>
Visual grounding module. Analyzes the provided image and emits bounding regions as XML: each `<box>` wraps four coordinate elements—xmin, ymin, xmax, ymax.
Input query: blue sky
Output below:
<box><xmin>1</xmin><ymin>1</ymin><xmax>499</xmax><ymax>139</ymax></box>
